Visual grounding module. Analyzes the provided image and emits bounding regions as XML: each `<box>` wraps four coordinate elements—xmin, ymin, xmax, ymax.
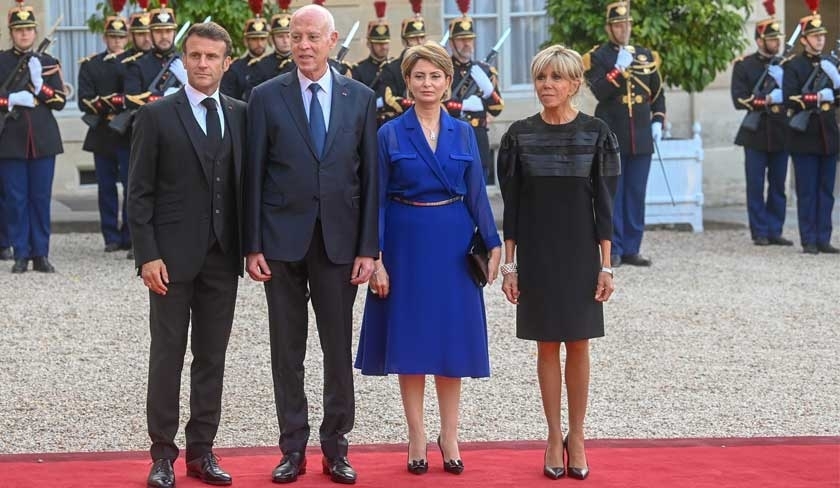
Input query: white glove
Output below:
<box><xmin>615</xmin><ymin>47</ymin><xmax>633</xmax><ymax>71</ymax></box>
<box><xmin>767</xmin><ymin>88</ymin><xmax>783</xmax><ymax>105</ymax></box>
<box><xmin>27</xmin><ymin>56</ymin><xmax>43</xmax><ymax>94</ymax></box>
<box><xmin>470</xmin><ymin>64</ymin><xmax>495</xmax><ymax>99</ymax></box>
<box><xmin>163</xmin><ymin>86</ymin><xmax>179</xmax><ymax>97</ymax></box>
<box><xmin>8</xmin><ymin>90</ymin><xmax>36</xmax><ymax>109</ymax></box>
<box><xmin>767</xmin><ymin>65</ymin><xmax>783</xmax><ymax>87</ymax></box>
<box><xmin>376</xmin><ymin>96</ymin><xmax>383</xmax><ymax>109</ymax></box>
<box><xmin>169</xmin><ymin>58</ymin><xmax>188</xmax><ymax>85</ymax></box>
<box><xmin>651</xmin><ymin>121</ymin><xmax>663</xmax><ymax>142</ymax></box>
<box><xmin>460</xmin><ymin>94</ymin><xmax>484</xmax><ymax>113</ymax></box>
<box><xmin>820</xmin><ymin>59</ymin><xmax>840</xmax><ymax>88</ymax></box>
<box><xmin>817</xmin><ymin>87</ymin><xmax>835</xmax><ymax>103</ymax></box>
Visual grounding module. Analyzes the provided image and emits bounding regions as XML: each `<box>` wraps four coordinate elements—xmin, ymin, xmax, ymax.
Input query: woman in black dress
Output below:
<box><xmin>498</xmin><ymin>45</ymin><xmax>619</xmax><ymax>480</ymax></box>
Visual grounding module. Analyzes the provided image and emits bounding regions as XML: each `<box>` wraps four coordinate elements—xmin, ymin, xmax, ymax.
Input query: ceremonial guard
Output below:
<box><xmin>444</xmin><ymin>0</ymin><xmax>504</xmax><ymax>185</ymax></box>
<box><xmin>251</xmin><ymin>0</ymin><xmax>295</xmax><ymax>87</ymax></box>
<box><xmin>78</xmin><ymin>1</ymin><xmax>133</xmax><ymax>256</ymax></box>
<box><xmin>124</xmin><ymin>1</ymin><xmax>185</xmax><ymax>111</ymax></box>
<box><xmin>352</xmin><ymin>1</ymin><xmax>391</xmax><ymax>125</ymax></box>
<box><xmin>730</xmin><ymin>0</ymin><xmax>793</xmax><ymax>247</ymax></box>
<box><xmin>0</xmin><ymin>1</ymin><xmax>66</xmax><ymax>274</ymax></box>
<box><xmin>783</xmin><ymin>0</ymin><xmax>839</xmax><ymax>254</ymax></box>
<box><xmin>220</xmin><ymin>0</ymin><xmax>270</xmax><ymax>101</ymax></box>
<box><xmin>123</xmin><ymin>0</ymin><xmax>153</xmax><ymax>63</ymax></box>
<box><xmin>583</xmin><ymin>1</ymin><xmax>665</xmax><ymax>267</ymax></box>
<box><xmin>378</xmin><ymin>0</ymin><xmax>426</xmax><ymax>124</ymax></box>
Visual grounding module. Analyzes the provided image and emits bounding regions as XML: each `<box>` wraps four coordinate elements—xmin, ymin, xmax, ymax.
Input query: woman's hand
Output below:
<box><xmin>594</xmin><ymin>271</ymin><xmax>615</xmax><ymax>302</ymax></box>
<box><xmin>369</xmin><ymin>263</ymin><xmax>390</xmax><ymax>298</ymax></box>
<box><xmin>487</xmin><ymin>246</ymin><xmax>502</xmax><ymax>285</ymax></box>
<box><xmin>501</xmin><ymin>272</ymin><xmax>520</xmax><ymax>305</ymax></box>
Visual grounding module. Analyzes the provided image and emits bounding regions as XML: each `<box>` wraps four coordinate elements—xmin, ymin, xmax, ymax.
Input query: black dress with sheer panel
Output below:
<box><xmin>498</xmin><ymin>112</ymin><xmax>619</xmax><ymax>342</ymax></box>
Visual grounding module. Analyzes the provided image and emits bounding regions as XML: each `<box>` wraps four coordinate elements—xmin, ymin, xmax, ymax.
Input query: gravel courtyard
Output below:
<box><xmin>0</xmin><ymin>229</ymin><xmax>837</xmax><ymax>455</ymax></box>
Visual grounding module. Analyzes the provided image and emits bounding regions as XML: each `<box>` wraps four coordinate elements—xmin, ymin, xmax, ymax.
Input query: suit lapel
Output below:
<box><xmin>173</xmin><ymin>89</ymin><xmax>212</xmax><ymax>185</ymax></box>
<box><xmin>323</xmin><ymin>69</ymin><xmax>346</xmax><ymax>158</ymax></box>
<box><xmin>279</xmin><ymin>72</ymin><xmax>319</xmax><ymax>159</ymax></box>
<box><xmin>404</xmin><ymin>107</ymin><xmax>455</xmax><ymax>194</ymax></box>
<box><xmin>219</xmin><ymin>93</ymin><xmax>241</xmax><ymax>185</ymax></box>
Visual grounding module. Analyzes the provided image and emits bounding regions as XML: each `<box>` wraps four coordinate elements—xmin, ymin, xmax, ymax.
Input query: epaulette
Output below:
<box><xmin>732</xmin><ymin>54</ymin><xmax>746</xmax><ymax>65</ymax></box>
<box><xmin>121</xmin><ymin>51</ymin><xmax>145</xmax><ymax>64</ymax></box>
<box><xmin>78</xmin><ymin>52</ymin><xmax>98</xmax><ymax>64</ymax></box>
<box><xmin>582</xmin><ymin>45</ymin><xmax>599</xmax><ymax>72</ymax></box>
<box><xmin>652</xmin><ymin>50</ymin><xmax>661</xmax><ymax>68</ymax></box>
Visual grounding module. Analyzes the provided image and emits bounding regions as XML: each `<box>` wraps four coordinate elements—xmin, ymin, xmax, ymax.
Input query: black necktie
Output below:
<box><xmin>201</xmin><ymin>97</ymin><xmax>222</xmax><ymax>153</ymax></box>
<box><xmin>308</xmin><ymin>83</ymin><xmax>327</xmax><ymax>158</ymax></box>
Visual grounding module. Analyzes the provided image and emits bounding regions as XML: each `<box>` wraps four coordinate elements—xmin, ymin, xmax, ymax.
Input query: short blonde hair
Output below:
<box><xmin>401</xmin><ymin>41</ymin><xmax>454</xmax><ymax>100</ymax></box>
<box><xmin>530</xmin><ymin>44</ymin><xmax>585</xmax><ymax>97</ymax></box>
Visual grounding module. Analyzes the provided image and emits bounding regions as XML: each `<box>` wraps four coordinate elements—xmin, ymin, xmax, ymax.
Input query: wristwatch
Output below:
<box><xmin>600</xmin><ymin>267</ymin><xmax>614</xmax><ymax>276</ymax></box>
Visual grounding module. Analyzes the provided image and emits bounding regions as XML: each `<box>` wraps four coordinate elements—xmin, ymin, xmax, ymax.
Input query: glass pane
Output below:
<box><xmin>444</xmin><ymin>0</ymin><xmax>498</xmax><ymax>15</ymax></box>
<box><xmin>509</xmin><ymin>15</ymin><xmax>549</xmax><ymax>85</ymax></box>
<box><xmin>50</xmin><ymin>0</ymin><xmax>104</xmax><ymax>104</ymax></box>
<box><xmin>510</xmin><ymin>0</ymin><xmax>545</xmax><ymax>13</ymax></box>
<box><xmin>474</xmin><ymin>18</ymin><xmax>498</xmax><ymax>65</ymax></box>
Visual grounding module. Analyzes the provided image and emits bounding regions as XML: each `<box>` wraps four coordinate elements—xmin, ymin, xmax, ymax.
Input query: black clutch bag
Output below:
<box><xmin>467</xmin><ymin>229</ymin><xmax>489</xmax><ymax>287</ymax></box>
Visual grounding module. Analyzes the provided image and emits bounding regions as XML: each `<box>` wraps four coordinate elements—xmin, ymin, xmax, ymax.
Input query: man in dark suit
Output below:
<box><xmin>245</xmin><ymin>4</ymin><xmax>378</xmax><ymax>485</ymax></box>
<box><xmin>128</xmin><ymin>22</ymin><xmax>246</xmax><ymax>488</ymax></box>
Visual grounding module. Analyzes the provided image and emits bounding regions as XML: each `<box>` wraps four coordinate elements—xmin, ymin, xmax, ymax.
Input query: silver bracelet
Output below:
<box><xmin>600</xmin><ymin>267</ymin><xmax>613</xmax><ymax>276</ymax></box>
<box><xmin>500</xmin><ymin>262</ymin><xmax>518</xmax><ymax>275</ymax></box>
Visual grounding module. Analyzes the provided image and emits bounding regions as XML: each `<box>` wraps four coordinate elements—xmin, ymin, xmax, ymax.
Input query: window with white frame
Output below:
<box><xmin>443</xmin><ymin>0</ymin><xmax>549</xmax><ymax>89</ymax></box>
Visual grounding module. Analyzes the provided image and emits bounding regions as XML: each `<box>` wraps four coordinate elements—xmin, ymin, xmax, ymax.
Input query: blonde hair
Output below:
<box><xmin>401</xmin><ymin>41</ymin><xmax>454</xmax><ymax>100</ymax></box>
<box><xmin>530</xmin><ymin>44</ymin><xmax>585</xmax><ymax>99</ymax></box>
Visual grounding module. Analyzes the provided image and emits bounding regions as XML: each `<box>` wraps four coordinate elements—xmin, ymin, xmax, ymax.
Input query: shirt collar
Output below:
<box><xmin>184</xmin><ymin>83</ymin><xmax>221</xmax><ymax>110</ymax></box>
<box><xmin>298</xmin><ymin>66</ymin><xmax>333</xmax><ymax>94</ymax></box>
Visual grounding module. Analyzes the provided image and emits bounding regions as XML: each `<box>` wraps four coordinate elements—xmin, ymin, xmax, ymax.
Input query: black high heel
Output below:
<box><xmin>543</xmin><ymin>447</ymin><xmax>565</xmax><ymax>479</ymax></box>
<box><xmin>437</xmin><ymin>435</ymin><xmax>464</xmax><ymax>475</ymax></box>
<box><xmin>406</xmin><ymin>440</ymin><xmax>428</xmax><ymax>475</ymax></box>
<box><xmin>563</xmin><ymin>436</ymin><xmax>590</xmax><ymax>480</ymax></box>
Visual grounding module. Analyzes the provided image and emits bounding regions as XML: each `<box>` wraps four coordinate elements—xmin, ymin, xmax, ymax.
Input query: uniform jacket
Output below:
<box><xmin>245</xmin><ymin>68</ymin><xmax>378</xmax><ymax>264</ymax></box>
<box><xmin>584</xmin><ymin>42</ymin><xmax>666</xmax><ymax>156</ymax></box>
<box><xmin>220</xmin><ymin>50</ymin><xmax>269</xmax><ymax>101</ymax></box>
<box><xmin>78</xmin><ymin>50</ymin><xmax>130</xmax><ymax>155</ymax></box>
<box><xmin>124</xmin><ymin>49</ymin><xmax>181</xmax><ymax>110</ymax></box>
<box><xmin>731</xmin><ymin>51</ymin><xmax>789</xmax><ymax>153</ymax></box>
<box><xmin>445</xmin><ymin>57</ymin><xmax>504</xmax><ymax>128</ymax></box>
<box><xmin>0</xmin><ymin>48</ymin><xmax>65</xmax><ymax>160</ymax></box>
<box><xmin>783</xmin><ymin>51</ymin><xmax>839</xmax><ymax>155</ymax></box>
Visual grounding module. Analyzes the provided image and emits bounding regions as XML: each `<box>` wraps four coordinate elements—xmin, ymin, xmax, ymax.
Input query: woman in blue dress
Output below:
<box><xmin>355</xmin><ymin>42</ymin><xmax>501</xmax><ymax>475</ymax></box>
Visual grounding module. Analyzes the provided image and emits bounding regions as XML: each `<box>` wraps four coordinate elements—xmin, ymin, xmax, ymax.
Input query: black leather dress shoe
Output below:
<box><xmin>11</xmin><ymin>259</ymin><xmax>28</xmax><ymax>273</ymax></box>
<box><xmin>104</xmin><ymin>242</ymin><xmax>121</xmax><ymax>252</ymax></box>
<box><xmin>768</xmin><ymin>236</ymin><xmax>793</xmax><ymax>246</ymax></box>
<box><xmin>753</xmin><ymin>237</ymin><xmax>770</xmax><ymax>246</ymax></box>
<box><xmin>817</xmin><ymin>243</ymin><xmax>840</xmax><ymax>254</ymax></box>
<box><xmin>621</xmin><ymin>254</ymin><xmax>652</xmax><ymax>266</ymax></box>
<box><xmin>147</xmin><ymin>459</ymin><xmax>175</xmax><ymax>488</ymax></box>
<box><xmin>187</xmin><ymin>452</ymin><xmax>232</xmax><ymax>485</ymax></box>
<box><xmin>322</xmin><ymin>456</ymin><xmax>357</xmax><ymax>484</ymax></box>
<box><xmin>32</xmin><ymin>257</ymin><xmax>55</xmax><ymax>273</ymax></box>
<box><xmin>803</xmin><ymin>244</ymin><xmax>819</xmax><ymax>255</ymax></box>
<box><xmin>272</xmin><ymin>452</ymin><xmax>306</xmax><ymax>484</ymax></box>
<box><xmin>0</xmin><ymin>247</ymin><xmax>12</xmax><ymax>260</ymax></box>
<box><xmin>610</xmin><ymin>254</ymin><xmax>621</xmax><ymax>267</ymax></box>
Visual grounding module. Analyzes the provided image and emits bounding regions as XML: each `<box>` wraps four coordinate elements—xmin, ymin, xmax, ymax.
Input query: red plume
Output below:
<box><xmin>111</xmin><ymin>0</ymin><xmax>127</xmax><ymax>14</ymax></box>
<box><xmin>374</xmin><ymin>1</ymin><xmax>386</xmax><ymax>19</ymax></box>
<box><xmin>410</xmin><ymin>0</ymin><xmax>422</xmax><ymax>15</ymax></box>
<box><xmin>456</xmin><ymin>0</ymin><xmax>470</xmax><ymax>16</ymax></box>
<box><xmin>762</xmin><ymin>0</ymin><xmax>775</xmax><ymax>16</ymax></box>
<box><xmin>136</xmin><ymin>0</ymin><xmax>149</xmax><ymax>10</ymax></box>
<box><xmin>277</xmin><ymin>0</ymin><xmax>291</xmax><ymax>11</ymax></box>
<box><xmin>313</xmin><ymin>0</ymin><xmax>325</xmax><ymax>5</ymax></box>
<box><xmin>249</xmin><ymin>0</ymin><xmax>264</xmax><ymax>16</ymax></box>
<box><xmin>159</xmin><ymin>0</ymin><xmax>168</xmax><ymax>8</ymax></box>
<box><xmin>805</xmin><ymin>0</ymin><xmax>819</xmax><ymax>14</ymax></box>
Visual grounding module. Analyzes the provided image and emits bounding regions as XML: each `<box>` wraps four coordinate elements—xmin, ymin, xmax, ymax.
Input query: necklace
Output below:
<box><xmin>418</xmin><ymin>119</ymin><xmax>439</xmax><ymax>141</ymax></box>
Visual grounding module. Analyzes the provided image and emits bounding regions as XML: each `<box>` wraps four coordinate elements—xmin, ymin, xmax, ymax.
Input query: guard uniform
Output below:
<box><xmin>782</xmin><ymin>10</ymin><xmax>839</xmax><ymax>252</ymax></box>
<box><xmin>378</xmin><ymin>5</ymin><xmax>426</xmax><ymax>125</ymax></box>
<box><xmin>353</xmin><ymin>1</ymin><xmax>392</xmax><ymax>126</ymax></box>
<box><xmin>221</xmin><ymin>5</ymin><xmax>270</xmax><ymax>101</ymax></box>
<box><xmin>0</xmin><ymin>3</ymin><xmax>66</xmax><ymax>272</ymax></box>
<box><xmin>124</xmin><ymin>5</ymin><xmax>181</xmax><ymax>111</ymax></box>
<box><xmin>583</xmin><ymin>1</ymin><xmax>665</xmax><ymax>262</ymax></box>
<box><xmin>78</xmin><ymin>14</ymin><xmax>132</xmax><ymax>251</ymax></box>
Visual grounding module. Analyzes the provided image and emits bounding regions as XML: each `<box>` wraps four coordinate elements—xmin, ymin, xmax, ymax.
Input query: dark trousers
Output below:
<box><xmin>0</xmin><ymin>178</ymin><xmax>9</xmax><ymax>248</ymax></box>
<box><xmin>474</xmin><ymin>126</ymin><xmax>494</xmax><ymax>185</ymax></box>
<box><xmin>791</xmin><ymin>153</ymin><xmax>837</xmax><ymax>246</ymax></box>
<box><xmin>744</xmin><ymin>148</ymin><xmax>789</xmax><ymax>240</ymax></box>
<box><xmin>264</xmin><ymin>221</ymin><xmax>358</xmax><ymax>459</ymax></box>
<box><xmin>612</xmin><ymin>153</ymin><xmax>652</xmax><ymax>257</ymax></box>
<box><xmin>94</xmin><ymin>148</ymin><xmax>131</xmax><ymax>247</ymax></box>
<box><xmin>0</xmin><ymin>157</ymin><xmax>55</xmax><ymax>259</ymax></box>
<box><xmin>147</xmin><ymin>244</ymin><xmax>238</xmax><ymax>461</ymax></box>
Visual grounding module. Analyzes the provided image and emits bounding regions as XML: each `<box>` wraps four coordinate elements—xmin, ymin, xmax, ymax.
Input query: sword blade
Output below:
<box><xmin>653</xmin><ymin>139</ymin><xmax>676</xmax><ymax>206</ymax></box>
<box><xmin>342</xmin><ymin>21</ymin><xmax>360</xmax><ymax>49</ymax></box>
<box><xmin>492</xmin><ymin>27</ymin><xmax>511</xmax><ymax>53</ymax></box>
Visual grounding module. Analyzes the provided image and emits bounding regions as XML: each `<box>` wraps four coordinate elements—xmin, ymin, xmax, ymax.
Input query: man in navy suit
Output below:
<box><xmin>244</xmin><ymin>4</ymin><xmax>378</xmax><ymax>485</ymax></box>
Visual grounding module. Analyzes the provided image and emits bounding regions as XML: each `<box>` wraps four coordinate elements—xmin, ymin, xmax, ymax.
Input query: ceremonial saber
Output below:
<box><xmin>653</xmin><ymin>139</ymin><xmax>676</xmax><ymax>207</ymax></box>
<box><xmin>439</xmin><ymin>29</ymin><xmax>450</xmax><ymax>47</ymax></box>
<box><xmin>336</xmin><ymin>20</ymin><xmax>360</xmax><ymax>62</ymax></box>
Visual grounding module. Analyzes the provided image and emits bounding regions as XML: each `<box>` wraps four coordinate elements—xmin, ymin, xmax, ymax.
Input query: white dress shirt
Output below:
<box><xmin>297</xmin><ymin>68</ymin><xmax>332</xmax><ymax>132</ymax></box>
<box><xmin>184</xmin><ymin>83</ymin><xmax>225</xmax><ymax>138</ymax></box>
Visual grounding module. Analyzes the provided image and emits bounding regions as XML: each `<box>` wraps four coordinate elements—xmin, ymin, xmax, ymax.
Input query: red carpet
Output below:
<box><xmin>0</xmin><ymin>437</ymin><xmax>837</xmax><ymax>487</ymax></box>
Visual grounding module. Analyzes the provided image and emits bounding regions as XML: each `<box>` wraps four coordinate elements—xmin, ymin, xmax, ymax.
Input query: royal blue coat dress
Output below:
<box><xmin>355</xmin><ymin>107</ymin><xmax>502</xmax><ymax>378</ymax></box>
